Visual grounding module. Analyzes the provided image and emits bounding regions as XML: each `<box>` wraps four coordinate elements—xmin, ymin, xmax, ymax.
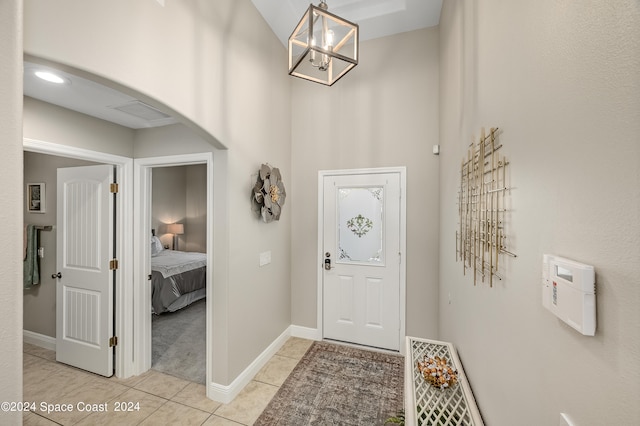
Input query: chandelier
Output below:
<box><xmin>288</xmin><ymin>1</ymin><xmax>359</xmax><ymax>86</ymax></box>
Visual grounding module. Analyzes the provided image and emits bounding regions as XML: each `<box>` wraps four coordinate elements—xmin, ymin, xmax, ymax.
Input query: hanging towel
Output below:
<box><xmin>23</xmin><ymin>224</ymin><xmax>40</xmax><ymax>289</ymax></box>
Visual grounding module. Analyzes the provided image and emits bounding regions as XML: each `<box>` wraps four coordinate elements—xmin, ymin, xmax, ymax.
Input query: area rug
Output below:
<box><xmin>255</xmin><ymin>341</ymin><xmax>404</xmax><ymax>425</ymax></box>
<box><xmin>152</xmin><ymin>298</ymin><xmax>206</xmax><ymax>384</ymax></box>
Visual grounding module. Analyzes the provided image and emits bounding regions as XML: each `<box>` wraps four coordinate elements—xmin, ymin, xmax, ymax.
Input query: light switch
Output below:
<box><xmin>259</xmin><ymin>251</ymin><xmax>271</xmax><ymax>266</ymax></box>
<box><xmin>38</xmin><ymin>247</ymin><xmax>44</xmax><ymax>258</ymax></box>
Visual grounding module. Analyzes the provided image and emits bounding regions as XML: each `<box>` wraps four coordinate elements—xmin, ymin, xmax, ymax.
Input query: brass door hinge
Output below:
<box><xmin>109</xmin><ymin>336</ymin><xmax>118</xmax><ymax>347</ymax></box>
<box><xmin>110</xmin><ymin>183</ymin><xmax>119</xmax><ymax>193</ymax></box>
<box><xmin>109</xmin><ymin>259</ymin><xmax>119</xmax><ymax>270</ymax></box>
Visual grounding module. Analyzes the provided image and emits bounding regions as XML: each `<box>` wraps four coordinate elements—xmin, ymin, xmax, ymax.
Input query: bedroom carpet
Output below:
<box><xmin>152</xmin><ymin>298</ymin><xmax>206</xmax><ymax>384</ymax></box>
<box><xmin>255</xmin><ymin>341</ymin><xmax>404</xmax><ymax>426</ymax></box>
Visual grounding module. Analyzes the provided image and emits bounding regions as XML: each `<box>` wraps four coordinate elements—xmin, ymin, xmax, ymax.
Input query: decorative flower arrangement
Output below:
<box><xmin>417</xmin><ymin>356</ymin><xmax>458</xmax><ymax>390</ymax></box>
<box><xmin>252</xmin><ymin>164</ymin><xmax>286</xmax><ymax>223</ymax></box>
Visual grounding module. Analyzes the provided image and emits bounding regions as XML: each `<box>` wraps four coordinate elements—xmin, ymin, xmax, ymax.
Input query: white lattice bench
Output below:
<box><xmin>405</xmin><ymin>337</ymin><xmax>484</xmax><ymax>425</ymax></box>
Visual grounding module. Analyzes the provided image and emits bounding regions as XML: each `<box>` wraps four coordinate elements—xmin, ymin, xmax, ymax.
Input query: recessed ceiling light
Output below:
<box><xmin>34</xmin><ymin>71</ymin><xmax>66</xmax><ymax>84</ymax></box>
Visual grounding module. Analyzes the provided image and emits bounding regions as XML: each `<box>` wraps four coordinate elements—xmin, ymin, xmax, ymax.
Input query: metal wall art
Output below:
<box><xmin>456</xmin><ymin>128</ymin><xmax>516</xmax><ymax>286</ymax></box>
<box><xmin>252</xmin><ymin>164</ymin><xmax>286</xmax><ymax>223</ymax></box>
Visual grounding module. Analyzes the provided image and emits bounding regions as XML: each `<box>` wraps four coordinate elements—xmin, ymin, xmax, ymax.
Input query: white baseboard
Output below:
<box><xmin>23</xmin><ymin>330</ymin><xmax>56</xmax><ymax>351</ymax></box>
<box><xmin>208</xmin><ymin>326</ymin><xmax>292</xmax><ymax>404</ymax></box>
<box><xmin>290</xmin><ymin>325</ymin><xmax>321</xmax><ymax>341</ymax></box>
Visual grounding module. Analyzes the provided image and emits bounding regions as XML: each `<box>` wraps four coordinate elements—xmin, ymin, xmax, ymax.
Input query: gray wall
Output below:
<box><xmin>438</xmin><ymin>1</ymin><xmax>640</xmax><ymax>424</ymax></box>
<box><xmin>152</xmin><ymin>166</ymin><xmax>187</xmax><ymax>249</ymax></box>
<box><xmin>152</xmin><ymin>164</ymin><xmax>207</xmax><ymax>253</ymax></box>
<box><xmin>0</xmin><ymin>0</ymin><xmax>23</xmax><ymax>418</ymax></box>
<box><xmin>23</xmin><ymin>152</ymin><xmax>98</xmax><ymax>338</ymax></box>
<box><xmin>185</xmin><ymin>164</ymin><xmax>207</xmax><ymax>253</ymax></box>
<box><xmin>290</xmin><ymin>27</ymin><xmax>441</xmax><ymax>339</ymax></box>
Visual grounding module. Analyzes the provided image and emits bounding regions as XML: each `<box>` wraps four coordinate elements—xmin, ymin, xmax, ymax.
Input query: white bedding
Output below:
<box><xmin>151</xmin><ymin>250</ymin><xmax>207</xmax><ymax>278</ymax></box>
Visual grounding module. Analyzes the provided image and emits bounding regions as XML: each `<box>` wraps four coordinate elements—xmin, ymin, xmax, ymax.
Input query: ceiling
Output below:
<box><xmin>23</xmin><ymin>61</ymin><xmax>178</xmax><ymax>129</ymax></box>
<box><xmin>23</xmin><ymin>0</ymin><xmax>442</xmax><ymax>129</ymax></box>
<box><xmin>252</xmin><ymin>0</ymin><xmax>443</xmax><ymax>46</ymax></box>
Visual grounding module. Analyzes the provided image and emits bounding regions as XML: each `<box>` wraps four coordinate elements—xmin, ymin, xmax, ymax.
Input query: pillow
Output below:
<box><xmin>151</xmin><ymin>236</ymin><xmax>164</xmax><ymax>256</ymax></box>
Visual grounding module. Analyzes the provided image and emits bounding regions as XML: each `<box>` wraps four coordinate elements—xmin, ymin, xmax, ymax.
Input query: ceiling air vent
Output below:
<box><xmin>110</xmin><ymin>100</ymin><xmax>171</xmax><ymax>121</ymax></box>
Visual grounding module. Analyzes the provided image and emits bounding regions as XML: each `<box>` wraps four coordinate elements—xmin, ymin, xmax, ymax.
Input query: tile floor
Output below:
<box><xmin>22</xmin><ymin>337</ymin><xmax>314</xmax><ymax>425</ymax></box>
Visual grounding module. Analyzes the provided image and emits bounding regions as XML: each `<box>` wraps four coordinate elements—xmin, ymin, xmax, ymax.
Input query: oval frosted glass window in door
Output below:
<box><xmin>337</xmin><ymin>187</ymin><xmax>384</xmax><ymax>265</ymax></box>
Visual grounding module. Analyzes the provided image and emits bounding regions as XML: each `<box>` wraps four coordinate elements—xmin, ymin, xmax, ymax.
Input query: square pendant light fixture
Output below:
<box><xmin>288</xmin><ymin>1</ymin><xmax>359</xmax><ymax>86</ymax></box>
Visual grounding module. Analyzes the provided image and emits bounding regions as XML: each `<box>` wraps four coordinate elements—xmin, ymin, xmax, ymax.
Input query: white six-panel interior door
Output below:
<box><xmin>56</xmin><ymin>165</ymin><xmax>115</xmax><ymax>377</ymax></box>
<box><xmin>322</xmin><ymin>170</ymin><xmax>403</xmax><ymax>351</ymax></box>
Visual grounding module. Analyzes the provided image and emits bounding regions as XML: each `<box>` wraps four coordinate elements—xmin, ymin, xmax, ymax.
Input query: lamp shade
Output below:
<box><xmin>288</xmin><ymin>3</ymin><xmax>359</xmax><ymax>86</ymax></box>
<box><xmin>166</xmin><ymin>223</ymin><xmax>184</xmax><ymax>235</ymax></box>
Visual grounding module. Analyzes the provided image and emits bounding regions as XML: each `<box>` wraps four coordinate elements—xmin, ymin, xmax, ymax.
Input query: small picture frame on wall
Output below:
<box><xmin>27</xmin><ymin>183</ymin><xmax>45</xmax><ymax>213</ymax></box>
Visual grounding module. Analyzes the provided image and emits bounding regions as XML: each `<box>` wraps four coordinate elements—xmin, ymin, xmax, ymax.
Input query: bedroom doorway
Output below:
<box><xmin>134</xmin><ymin>151</ymin><xmax>222</xmax><ymax>399</ymax></box>
<box><xmin>150</xmin><ymin>164</ymin><xmax>207</xmax><ymax>384</ymax></box>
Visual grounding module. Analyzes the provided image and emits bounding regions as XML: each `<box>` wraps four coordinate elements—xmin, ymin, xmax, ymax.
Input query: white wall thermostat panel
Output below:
<box><xmin>542</xmin><ymin>254</ymin><xmax>596</xmax><ymax>336</ymax></box>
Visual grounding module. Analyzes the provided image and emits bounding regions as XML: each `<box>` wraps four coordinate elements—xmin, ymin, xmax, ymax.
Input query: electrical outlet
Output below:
<box><xmin>259</xmin><ymin>251</ymin><xmax>271</xmax><ymax>267</ymax></box>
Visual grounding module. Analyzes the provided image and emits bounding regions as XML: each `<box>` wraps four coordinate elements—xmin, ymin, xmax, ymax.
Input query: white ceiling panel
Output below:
<box><xmin>252</xmin><ymin>0</ymin><xmax>442</xmax><ymax>46</ymax></box>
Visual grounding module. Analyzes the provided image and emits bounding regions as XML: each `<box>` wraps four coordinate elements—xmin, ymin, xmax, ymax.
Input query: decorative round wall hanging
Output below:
<box><xmin>251</xmin><ymin>164</ymin><xmax>286</xmax><ymax>223</ymax></box>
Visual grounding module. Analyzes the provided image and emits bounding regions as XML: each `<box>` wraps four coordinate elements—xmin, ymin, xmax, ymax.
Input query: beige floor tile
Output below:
<box><xmin>253</xmin><ymin>354</ymin><xmax>299</xmax><ymax>387</ymax></box>
<box><xmin>52</xmin><ymin>364</ymin><xmax>97</xmax><ymax>391</ymax></box>
<box><xmin>23</xmin><ymin>352</ymin><xmax>42</xmax><ymax>369</ymax></box>
<box><xmin>23</xmin><ymin>343</ymin><xmax>56</xmax><ymax>362</ymax></box>
<box><xmin>172</xmin><ymin>382</ymin><xmax>222</xmax><ymax>413</ymax></box>
<box><xmin>110</xmin><ymin>369</ymin><xmax>153</xmax><ymax>388</ymax></box>
<box><xmin>76</xmin><ymin>388</ymin><xmax>167</xmax><ymax>426</ymax></box>
<box><xmin>202</xmin><ymin>415</ymin><xmax>246</xmax><ymax>425</ymax></box>
<box><xmin>45</xmin><ymin>378</ymin><xmax>130</xmax><ymax>425</ymax></box>
<box><xmin>213</xmin><ymin>381</ymin><xmax>278</xmax><ymax>426</ymax></box>
<box><xmin>23</xmin><ymin>411</ymin><xmax>59</xmax><ymax>426</ymax></box>
<box><xmin>276</xmin><ymin>337</ymin><xmax>314</xmax><ymax>360</ymax></box>
<box><xmin>139</xmin><ymin>400</ymin><xmax>210</xmax><ymax>426</ymax></box>
<box><xmin>23</xmin><ymin>354</ymin><xmax>60</xmax><ymax>382</ymax></box>
<box><xmin>24</xmin><ymin>364</ymin><xmax>94</xmax><ymax>403</ymax></box>
<box><xmin>23</xmin><ymin>342</ymin><xmax>42</xmax><ymax>354</ymax></box>
<box><xmin>133</xmin><ymin>369</ymin><xmax>191</xmax><ymax>399</ymax></box>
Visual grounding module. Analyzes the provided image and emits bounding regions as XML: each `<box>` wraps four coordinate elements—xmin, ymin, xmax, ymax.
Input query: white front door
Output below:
<box><xmin>322</xmin><ymin>172</ymin><xmax>402</xmax><ymax>351</ymax></box>
<box><xmin>56</xmin><ymin>165</ymin><xmax>115</xmax><ymax>377</ymax></box>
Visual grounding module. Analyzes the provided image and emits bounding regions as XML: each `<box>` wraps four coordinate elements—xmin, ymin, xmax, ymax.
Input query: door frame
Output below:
<box><xmin>23</xmin><ymin>137</ymin><xmax>134</xmax><ymax>378</ymax></box>
<box><xmin>134</xmin><ymin>152</ymin><xmax>223</xmax><ymax>400</ymax></box>
<box><xmin>317</xmin><ymin>167</ymin><xmax>407</xmax><ymax>354</ymax></box>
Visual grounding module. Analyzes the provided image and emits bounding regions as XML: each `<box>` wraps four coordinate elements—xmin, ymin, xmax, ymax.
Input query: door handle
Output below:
<box><xmin>51</xmin><ymin>272</ymin><xmax>62</xmax><ymax>279</ymax></box>
<box><xmin>324</xmin><ymin>252</ymin><xmax>333</xmax><ymax>270</ymax></box>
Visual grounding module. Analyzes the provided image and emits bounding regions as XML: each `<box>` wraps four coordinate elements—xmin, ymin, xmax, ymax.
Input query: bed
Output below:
<box><xmin>150</xmin><ymin>235</ymin><xmax>207</xmax><ymax>314</ymax></box>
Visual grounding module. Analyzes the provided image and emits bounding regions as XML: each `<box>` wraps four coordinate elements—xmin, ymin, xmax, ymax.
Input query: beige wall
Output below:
<box><xmin>290</xmin><ymin>27</ymin><xmax>441</xmax><ymax>339</ymax></box>
<box><xmin>134</xmin><ymin>124</ymin><xmax>216</xmax><ymax>158</ymax></box>
<box><xmin>0</xmin><ymin>0</ymin><xmax>23</xmax><ymax>418</ymax></box>
<box><xmin>24</xmin><ymin>0</ymin><xmax>292</xmax><ymax>385</ymax></box>
<box><xmin>438</xmin><ymin>1</ymin><xmax>640</xmax><ymax>425</ymax></box>
<box><xmin>23</xmin><ymin>152</ymin><xmax>98</xmax><ymax>338</ymax></box>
